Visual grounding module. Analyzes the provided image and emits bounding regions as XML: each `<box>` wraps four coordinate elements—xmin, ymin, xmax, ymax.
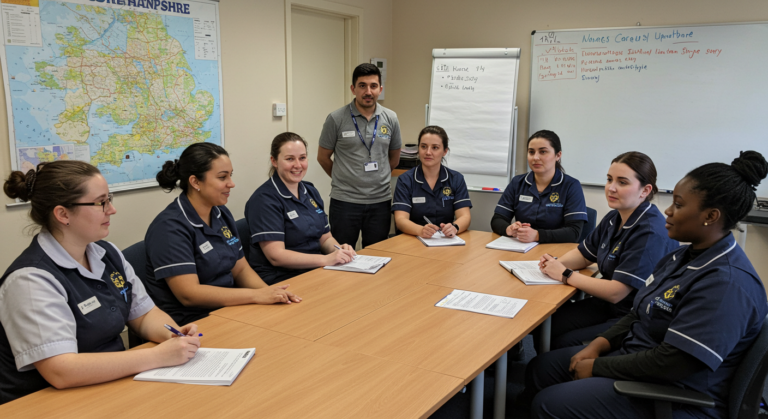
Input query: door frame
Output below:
<box><xmin>285</xmin><ymin>0</ymin><xmax>363</xmax><ymax>131</ymax></box>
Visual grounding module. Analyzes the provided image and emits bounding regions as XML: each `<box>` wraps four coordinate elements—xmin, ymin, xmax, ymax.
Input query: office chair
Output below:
<box><xmin>614</xmin><ymin>315</ymin><xmax>768</xmax><ymax>419</ymax></box>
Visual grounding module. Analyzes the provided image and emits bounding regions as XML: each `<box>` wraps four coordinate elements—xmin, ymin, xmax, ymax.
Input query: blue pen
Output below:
<box><xmin>164</xmin><ymin>324</ymin><xmax>202</xmax><ymax>337</ymax></box>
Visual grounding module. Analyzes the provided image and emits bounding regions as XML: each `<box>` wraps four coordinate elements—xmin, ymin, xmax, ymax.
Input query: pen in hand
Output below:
<box><xmin>423</xmin><ymin>216</ymin><xmax>444</xmax><ymax>236</ymax></box>
<box><xmin>164</xmin><ymin>324</ymin><xmax>202</xmax><ymax>337</ymax></box>
<box><xmin>334</xmin><ymin>244</ymin><xmax>357</xmax><ymax>260</ymax></box>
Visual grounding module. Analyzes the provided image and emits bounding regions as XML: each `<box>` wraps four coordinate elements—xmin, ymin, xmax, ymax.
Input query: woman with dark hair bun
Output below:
<box><xmin>491</xmin><ymin>130</ymin><xmax>588</xmax><ymax>243</ymax></box>
<box><xmin>536</xmin><ymin>152</ymin><xmax>678</xmax><ymax>350</ymax></box>
<box><xmin>0</xmin><ymin>161</ymin><xmax>200</xmax><ymax>405</ymax></box>
<box><xmin>525</xmin><ymin>151</ymin><xmax>768</xmax><ymax>419</ymax></box>
<box><xmin>245</xmin><ymin>132</ymin><xmax>357</xmax><ymax>285</ymax></box>
<box><xmin>392</xmin><ymin>126</ymin><xmax>472</xmax><ymax>238</ymax></box>
<box><xmin>146</xmin><ymin>143</ymin><xmax>301</xmax><ymax>325</ymax></box>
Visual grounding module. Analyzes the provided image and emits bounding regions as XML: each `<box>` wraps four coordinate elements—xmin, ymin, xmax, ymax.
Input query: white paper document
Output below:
<box><xmin>435</xmin><ymin>289</ymin><xmax>527</xmax><ymax>318</ymax></box>
<box><xmin>324</xmin><ymin>255</ymin><xmax>392</xmax><ymax>274</ymax></box>
<box><xmin>418</xmin><ymin>231</ymin><xmax>466</xmax><ymax>247</ymax></box>
<box><xmin>134</xmin><ymin>348</ymin><xmax>254</xmax><ymax>386</ymax></box>
<box><xmin>486</xmin><ymin>236</ymin><xmax>538</xmax><ymax>253</ymax></box>
<box><xmin>499</xmin><ymin>261</ymin><xmax>563</xmax><ymax>285</ymax></box>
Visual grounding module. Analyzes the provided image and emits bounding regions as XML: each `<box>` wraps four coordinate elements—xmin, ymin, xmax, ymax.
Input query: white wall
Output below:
<box><xmin>0</xmin><ymin>0</ymin><xmax>393</xmax><ymax>270</ymax></box>
<box><xmin>388</xmin><ymin>0</ymin><xmax>768</xmax><ymax>287</ymax></box>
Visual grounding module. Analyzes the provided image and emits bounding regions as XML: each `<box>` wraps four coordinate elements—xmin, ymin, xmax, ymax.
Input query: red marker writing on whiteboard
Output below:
<box><xmin>482</xmin><ymin>187</ymin><xmax>501</xmax><ymax>191</ymax></box>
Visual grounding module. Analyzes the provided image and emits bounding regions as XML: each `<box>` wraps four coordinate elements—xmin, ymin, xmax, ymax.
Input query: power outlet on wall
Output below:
<box><xmin>273</xmin><ymin>103</ymin><xmax>286</xmax><ymax>117</ymax></box>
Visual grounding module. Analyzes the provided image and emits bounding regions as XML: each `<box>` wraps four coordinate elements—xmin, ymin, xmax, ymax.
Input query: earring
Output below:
<box><xmin>196</xmin><ymin>188</ymin><xmax>200</xmax><ymax>192</ymax></box>
<box><xmin>66</xmin><ymin>223</ymin><xmax>69</xmax><ymax>226</ymax></box>
<box><xmin>704</xmin><ymin>222</ymin><xmax>708</xmax><ymax>226</ymax></box>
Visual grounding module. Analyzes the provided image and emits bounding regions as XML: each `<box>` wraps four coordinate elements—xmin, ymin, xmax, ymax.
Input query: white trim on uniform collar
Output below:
<box><xmin>622</xmin><ymin>202</ymin><xmax>652</xmax><ymax>230</ymax></box>
<box><xmin>214</xmin><ymin>206</ymin><xmax>222</xmax><ymax>218</ymax></box>
<box><xmin>177</xmin><ymin>197</ymin><xmax>204</xmax><ymax>228</ymax></box>
<box><xmin>270</xmin><ymin>176</ymin><xmax>292</xmax><ymax>199</ymax></box>
<box><xmin>415</xmin><ymin>165</ymin><xmax>449</xmax><ymax>184</ymax></box>
<box><xmin>551</xmin><ymin>170</ymin><xmax>564</xmax><ymax>186</ymax></box>
<box><xmin>687</xmin><ymin>240</ymin><xmax>737</xmax><ymax>271</ymax></box>
<box><xmin>609</xmin><ymin>219</ymin><xmax>613</xmax><ymax>226</ymax></box>
<box><xmin>302</xmin><ymin>182</ymin><xmax>308</xmax><ymax>195</ymax></box>
<box><xmin>524</xmin><ymin>170</ymin><xmax>563</xmax><ymax>187</ymax></box>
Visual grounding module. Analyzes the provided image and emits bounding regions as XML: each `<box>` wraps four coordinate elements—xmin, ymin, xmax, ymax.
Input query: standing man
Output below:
<box><xmin>318</xmin><ymin>63</ymin><xmax>401</xmax><ymax>248</ymax></box>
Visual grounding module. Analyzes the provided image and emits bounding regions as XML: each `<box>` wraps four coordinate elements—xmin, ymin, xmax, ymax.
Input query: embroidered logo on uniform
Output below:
<box><xmin>549</xmin><ymin>192</ymin><xmax>560</xmax><ymax>203</ymax></box>
<box><xmin>221</xmin><ymin>226</ymin><xmax>233</xmax><ymax>239</ymax></box>
<box><xmin>381</xmin><ymin>126</ymin><xmax>389</xmax><ymax>135</ymax></box>
<box><xmin>443</xmin><ymin>187</ymin><xmax>452</xmax><ymax>196</ymax></box>
<box><xmin>310</xmin><ymin>198</ymin><xmax>318</xmax><ymax>208</ymax></box>
<box><xmin>612</xmin><ymin>242</ymin><xmax>621</xmax><ymax>254</ymax></box>
<box><xmin>110</xmin><ymin>272</ymin><xmax>129</xmax><ymax>302</ymax></box>
<box><xmin>664</xmin><ymin>285</ymin><xmax>680</xmax><ymax>300</ymax></box>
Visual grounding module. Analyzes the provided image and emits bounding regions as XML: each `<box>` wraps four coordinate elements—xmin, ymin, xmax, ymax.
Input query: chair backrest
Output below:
<box><xmin>235</xmin><ymin>218</ymin><xmax>250</xmax><ymax>261</ymax></box>
<box><xmin>577</xmin><ymin>207</ymin><xmax>598</xmax><ymax>243</ymax></box>
<box><xmin>121</xmin><ymin>241</ymin><xmax>148</xmax><ymax>285</ymax></box>
<box><xmin>729</xmin><ymin>315</ymin><xmax>768</xmax><ymax>419</ymax></box>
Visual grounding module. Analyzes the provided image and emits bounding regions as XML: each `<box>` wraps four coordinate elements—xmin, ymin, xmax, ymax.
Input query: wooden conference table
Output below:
<box><xmin>1</xmin><ymin>231</ymin><xmax>582</xmax><ymax>419</ymax></box>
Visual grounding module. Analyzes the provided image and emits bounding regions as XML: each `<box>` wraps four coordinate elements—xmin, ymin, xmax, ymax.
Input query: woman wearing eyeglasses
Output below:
<box><xmin>145</xmin><ymin>143</ymin><xmax>301</xmax><ymax>326</ymax></box>
<box><xmin>0</xmin><ymin>161</ymin><xmax>201</xmax><ymax>405</ymax></box>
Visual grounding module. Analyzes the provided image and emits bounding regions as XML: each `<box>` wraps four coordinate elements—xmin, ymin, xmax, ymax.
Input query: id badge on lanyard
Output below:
<box><xmin>351</xmin><ymin>108</ymin><xmax>379</xmax><ymax>172</ymax></box>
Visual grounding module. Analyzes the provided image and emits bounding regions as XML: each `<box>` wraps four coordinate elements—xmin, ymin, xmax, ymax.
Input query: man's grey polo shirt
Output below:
<box><xmin>319</xmin><ymin>101</ymin><xmax>401</xmax><ymax>204</ymax></box>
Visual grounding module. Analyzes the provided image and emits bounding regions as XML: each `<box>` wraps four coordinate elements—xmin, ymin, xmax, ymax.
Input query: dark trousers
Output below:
<box><xmin>524</xmin><ymin>346</ymin><xmax>702</xmax><ymax>419</ymax></box>
<box><xmin>548</xmin><ymin>297</ymin><xmax>622</xmax><ymax>350</ymax></box>
<box><xmin>329</xmin><ymin>199</ymin><xmax>391</xmax><ymax>248</ymax></box>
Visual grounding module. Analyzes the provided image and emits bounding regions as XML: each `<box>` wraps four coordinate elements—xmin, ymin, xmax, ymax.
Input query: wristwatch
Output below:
<box><xmin>562</xmin><ymin>268</ymin><xmax>574</xmax><ymax>284</ymax></box>
<box><xmin>451</xmin><ymin>223</ymin><xmax>459</xmax><ymax>232</ymax></box>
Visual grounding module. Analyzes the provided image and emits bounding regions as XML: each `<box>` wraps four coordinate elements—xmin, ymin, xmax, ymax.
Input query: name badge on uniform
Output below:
<box><xmin>287</xmin><ymin>210</ymin><xmax>299</xmax><ymax>219</ymax></box>
<box><xmin>519</xmin><ymin>195</ymin><xmax>533</xmax><ymax>203</ymax></box>
<box><xmin>199</xmin><ymin>241</ymin><xmax>213</xmax><ymax>254</ymax></box>
<box><xmin>342</xmin><ymin>131</ymin><xmax>356</xmax><ymax>138</ymax></box>
<box><xmin>78</xmin><ymin>296</ymin><xmax>101</xmax><ymax>315</ymax></box>
<box><xmin>412</xmin><ymin>197</ymin><xmax>426</xmax><ymax>204</ymax></box>
<box><xmin>364</xmin><ymin>161</ymin><xmax>378</xmax><ymax>172</ymax></box>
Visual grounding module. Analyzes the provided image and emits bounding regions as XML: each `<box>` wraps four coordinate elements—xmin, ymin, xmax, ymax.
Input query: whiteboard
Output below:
<box><xmin>428</xmin><ymin>48</ymin><xmax>520</xmax><ymax>190</ymax></box>
<box><xmin>529</xmin><ymin>23</ymin><xmax>768</xmax><ymax>198</ymax></box>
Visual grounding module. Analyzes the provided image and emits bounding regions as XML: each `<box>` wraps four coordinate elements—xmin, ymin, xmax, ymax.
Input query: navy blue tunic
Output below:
<box><xmin>495</xmin><ymin>169</ymin><xmax>588</xmax><ymax>230</ymax></box>
<box><xmin>625</xmin><ymin>233</ymin><xmax>767</xmax><ymax>417</ymax></box>
<box><xmin>577</xmin><ymin>202</ymin><xmax>679</xmax><ymax>313</ymax></box>
<box><xmin>145</xmin><ymin>193</ymin><xmax>244</xmax><ymax>325</ymax></box>
<box><xmin>246</xmin><ymin>174</ymin><xmax>330</xmax><ymax>285</ymax></box>
<box><xmin>392</xmin><ymin>164</ymin><xmax>472</xmax><ymax>227</ymax></box>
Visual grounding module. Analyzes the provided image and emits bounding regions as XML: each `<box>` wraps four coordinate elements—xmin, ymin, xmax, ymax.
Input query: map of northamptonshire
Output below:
<box><xmin>6</xmin><ymin>2</ymin><xmax>221</xmax><ymax>187</ymax></box>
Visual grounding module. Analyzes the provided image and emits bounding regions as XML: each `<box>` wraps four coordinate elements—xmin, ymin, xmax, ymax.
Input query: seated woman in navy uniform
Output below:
<box><xmin>0</xmin><ymin>161</ymin><xmax>200</xmax><ymax>405</ymax></box>
<box><xmin>491</xmin><ymin>130</ymin><xmax>587</xmax><ymax>243</ymax></box>
<box><xmin>392</xmin><ymin>126</ymin><xmax>472</xmax><ymax>238</ymax></box>
<box><xmin>524</xmin><ymin>151</ymin><xmax>768</xmax><ymax>419</ymax></box>
<box><xmin>536</xmin><ymin>152</ymin><xmax>679</xmax><ymax>350</ymax></box>
<box><xmin>145</xmin><ymin>143</ymin><xmax>301</xmax><ymax>325</ymax></box>
<box><xmin>245</xmin><ymin>132</ymin><xmax>356</xmax><ymax>285</ymax></box>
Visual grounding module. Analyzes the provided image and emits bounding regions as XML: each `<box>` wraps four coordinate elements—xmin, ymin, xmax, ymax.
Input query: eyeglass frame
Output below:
<box><xmin>68</xmin><ymin>193</ymin><xmax>114</xmax><ymax>212</ymax></box>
